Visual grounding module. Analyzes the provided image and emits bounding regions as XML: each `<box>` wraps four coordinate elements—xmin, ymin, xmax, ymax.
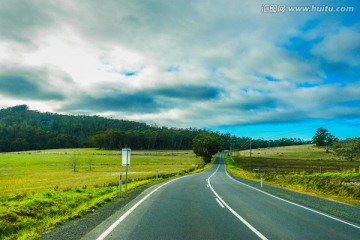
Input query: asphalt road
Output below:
<box><xmin>83</xmin><ymin>153</ymin><xmax>360</xmax><ymax>240</ymax></box>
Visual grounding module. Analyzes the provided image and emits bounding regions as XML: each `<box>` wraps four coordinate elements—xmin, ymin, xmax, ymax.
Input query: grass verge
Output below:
<box><xmin>225</xmin><ymin>155</ymin><xmax>360</xmax><ymax>205</ymax></box>
<box><xmin>0</xmin><ymin>166</ymin><xmax>207</xmax><ymax>240</ymax></box>
<box><xmin>0</xmin><ymin>149</ymin><xmax>207</xmax><ymax>239</ymax></box>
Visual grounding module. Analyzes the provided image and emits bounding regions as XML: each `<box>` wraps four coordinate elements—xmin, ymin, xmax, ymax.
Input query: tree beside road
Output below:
<box><xmin>192</xmin><ymin>132</ymin><xmax>223</xmax><ymax>164</ymax></box>
<box><xmin>313</xmin><ymin>127</ymin><xmax>338</xmax><ymax>152</ymax></box>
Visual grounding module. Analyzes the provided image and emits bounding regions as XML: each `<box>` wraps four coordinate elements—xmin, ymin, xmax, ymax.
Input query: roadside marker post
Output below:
<box><xmin>119</xmin><ymin>173</ymin><xmax>122</xmax><ymax>198</ymax></box>
<box><xmin>260</xmin><ymin>175</ymin><xmax>263</xmax><ymax>188</ymax></box>
<box><xmin>122</xmin><ymin>148</ymin><xmax>131</xmax><ymax>194</ymax></box>
<box><xmin>156</xmin><ymin>169</ymin><xmax>158</xmax><ymax>181</ymax></box>
<box><xmin>126</xmin><ymin>164</ymin><xmax>128</xmax><ymax>193</ymax></box>
<box><xmin>249</xmin><ymin>140</ymin><xmax>252</xmax><ymax>171</ymax></box>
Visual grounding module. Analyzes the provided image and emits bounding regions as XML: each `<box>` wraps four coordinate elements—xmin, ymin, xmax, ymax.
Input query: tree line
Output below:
<box><xmin>0</xmin><ymin>105</ymin><xmax>310</xmax><ymax>152</ymax></box>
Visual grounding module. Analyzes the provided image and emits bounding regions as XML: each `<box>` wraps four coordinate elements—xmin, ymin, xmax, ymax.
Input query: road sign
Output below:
<box><xmin>122</xmin><ymin>148</ymin><xmax>131</xmax><ymax>166</ymax></box>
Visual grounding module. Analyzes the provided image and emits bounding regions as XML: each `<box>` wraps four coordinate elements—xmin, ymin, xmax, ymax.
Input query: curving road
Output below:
<box><xmin>83</xmin><ymin>153</ymin><xmax>360</xmax><ymax>240</ymax></box>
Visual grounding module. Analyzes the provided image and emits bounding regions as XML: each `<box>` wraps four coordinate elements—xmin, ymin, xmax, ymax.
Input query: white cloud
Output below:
<box><xmin>0</xmin><ymin>0</ymin><xmax>359</xmax><ymax>130</ymax></box>
<box><xmin>312</xmin><ymin>26</ymin><xmax>360</xmax><ymax>66</ymax></box>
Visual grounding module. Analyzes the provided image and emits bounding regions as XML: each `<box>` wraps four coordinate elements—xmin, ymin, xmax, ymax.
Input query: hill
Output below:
<box><xmin>0</xmin><ymin>105</ymin><xmax>309</xmax><ymax>152</ymax></box>
<box><xmin>0</xmin><ymin>105</ymin><xmax>201</xmax><ymax>151</ymax></box>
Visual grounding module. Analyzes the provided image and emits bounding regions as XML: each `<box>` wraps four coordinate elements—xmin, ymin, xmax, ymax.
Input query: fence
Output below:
<box><xmin>243</xmin><ymin>166</ymin><xmax>360</xmax><ymax>174</ymax></box>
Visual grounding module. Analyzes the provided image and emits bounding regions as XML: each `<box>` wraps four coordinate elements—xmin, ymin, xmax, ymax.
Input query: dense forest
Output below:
<box><xmin>0</xmin><ymin>105</ymin><xmax>309</xmax><ymax>152</ymax></box>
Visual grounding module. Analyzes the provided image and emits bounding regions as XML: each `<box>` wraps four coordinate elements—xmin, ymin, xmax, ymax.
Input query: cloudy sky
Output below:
<box><xmin>0</xmin><ymin>0</ymin><xmax>359</xmax><ymax>140</ymax></box>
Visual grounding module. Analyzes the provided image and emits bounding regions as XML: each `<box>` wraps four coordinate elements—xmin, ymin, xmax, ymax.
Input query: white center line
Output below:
<box><xmin>215</xmin><ymin>198</ymin><xmax>225</xmax><ymax>208</ymax></box>
<box><xmin>207</xmin><ymin>164</ymin><xmax>268</xmax><ymax>240</ymax></box>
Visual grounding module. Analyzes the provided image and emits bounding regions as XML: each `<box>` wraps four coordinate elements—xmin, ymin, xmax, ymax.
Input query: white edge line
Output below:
<box><xmin>215</xmin><ymin>198</ymin><xmax>225</xmax><ymax>208</ymax></box>
<box><xmin>225</xmin><ymin>169</ymin><xmax>360</xmax><ymax>230</ymax></box>
<box><xmin>96</xmin><ymin>176</ymin><xmax>187</xmax><ymax>240</ymax></box>
<box><xmin>208</xmin><ymin>165</ymin><xmax>268</xmax><ymax>240</ymax></box>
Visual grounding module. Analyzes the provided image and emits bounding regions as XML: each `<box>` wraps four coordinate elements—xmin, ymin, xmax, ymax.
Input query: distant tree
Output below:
<box><xmin>192</xmin><ymin>132</ymin><xmax>223</xmax><ymax>164</ymax></box>
<box><xmin>313</xmin><ymin>127</ymin><xmax>327</xmax><ymax>146</ymax></box>
<box><xmin>332</xmin><ymin>138</ymin><xmax>360</xmax><ymax>161</ymax></box>
<box><xmin>324</xmin><ymin>133</ymin><xmax>339</xmax><ymax>152</ymax></box>
<box><xmin>11</xmin><ymin>138</ymin><xmax>28</xmax><ymax>151</ymax></box>
<box><xmin>313</xmin><ymin>127</ymin><xmax>338</xmax><ymax>151</ymax></box>
<box><xmin>70</xmin><ymin>153</ymin><xmax>78</xmax><ymax>172</ymax></box>
<box><xmin>87</xmin><ymin>155</ymin><xmax>94</xmax><ymax>171</ymax></box>
<box><xmin>7</xmin><ymin>104</ymin><xmax>28</xmax><ymax>112</ymax></box>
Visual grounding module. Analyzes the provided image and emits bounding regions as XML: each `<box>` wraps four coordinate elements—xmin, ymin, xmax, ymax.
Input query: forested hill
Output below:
<box><xmin>0</xmin><ymin>105</ymin><xmax>200</xmax><ymax>151</ymax></box>
<box><xmin>0</xmin><ymin>105</ymin><xmax>308</xmax><ymax>152</ymax></box>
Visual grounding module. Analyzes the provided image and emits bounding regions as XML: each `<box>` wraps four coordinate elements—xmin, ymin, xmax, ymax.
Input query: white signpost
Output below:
<box><xmin>122</xmin><ymin>148</ymin><xmax>131</xmax><ymax>193</ymax></box>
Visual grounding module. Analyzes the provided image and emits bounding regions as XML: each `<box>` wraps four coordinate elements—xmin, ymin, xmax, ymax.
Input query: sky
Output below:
<box><xmin>0</xmin><ymin>0</ymin><xmax>359</xmax><ymax>140</ymax></box>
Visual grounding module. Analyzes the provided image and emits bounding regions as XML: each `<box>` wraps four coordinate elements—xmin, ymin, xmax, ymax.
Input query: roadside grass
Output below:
<box><xmin>225</xmin><ymin>144</ymin><xmax>360</xmax><ymax>205</ymax></box>
<box><xmin>0</xmin><ymin>149</ymin><xmax>203</xmax><ymax>240</ymax></box>
<box><xmin>1</xmin><ymin>186</ymin><xmax>117</xmax><ymax>239</ymax></box>
<box><xmin>0</xmin><ymin>149</ymin><xmax>200</xmax><ymax>197</ymax></box>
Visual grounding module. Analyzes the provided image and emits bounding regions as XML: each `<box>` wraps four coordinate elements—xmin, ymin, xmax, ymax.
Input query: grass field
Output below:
<box><xmin>226</xmin><ymin>144</ymin><xmax>360</xmax><ymax>205</ymax></box>
<box><xmin>233</xmin><ymin>144</ymin><xmax>360</xmax><ymax>172</ymax></box>
<box><xmin>0</xmin><ymin>148</ymin><xmax>200</xmax><ymax>197</ymax></box>
<box><xmin>0</xmin><ymin>149</ymin><xmax>202</xmax><ymax>239</ymax></box>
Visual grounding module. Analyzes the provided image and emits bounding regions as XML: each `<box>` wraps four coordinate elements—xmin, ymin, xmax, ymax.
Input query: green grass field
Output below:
<box><xmin>0</xmin><ymin>148</ymin><xmax>200</xmax><ymax>197</ymax></box>
<box><xmin>234</xmin><ymin>144</ymin><xmax>360</xmax><ymax>172</ymax></box>
<box><xmin>0</xmin><ymin>149</ymin><xmax>202</xmax><ymax>239</ymax></box>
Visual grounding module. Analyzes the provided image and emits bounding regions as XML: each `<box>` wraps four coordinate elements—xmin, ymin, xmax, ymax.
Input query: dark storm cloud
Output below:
<box><xmin>62</xmin><ymin>92</ymin><xmax>162</xmax><ymax>113</ymax></box>
<box><xmin>0</xmin><ymin>67</ymin><xmax>68</xmax><ymax>100</ymax></box>
<box><xmin>155</xmin><ymin>85</ymin><xmax>221</xmax><ymax>100</ymax></box>
<box><xmin>60</xmin><ymin>84</ymin><xmax>221</xmax><ymax>114</ymax></box>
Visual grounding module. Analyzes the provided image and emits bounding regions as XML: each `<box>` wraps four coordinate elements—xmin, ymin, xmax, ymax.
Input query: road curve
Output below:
<box><xmin>83</xmin><ymin>153</ymin><xmax>360</xmax><ymax>240</ymax></box>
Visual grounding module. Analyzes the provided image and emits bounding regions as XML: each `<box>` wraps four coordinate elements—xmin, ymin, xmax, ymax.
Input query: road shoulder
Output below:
<box><xmin>41</xmin><ymin>186</ymin><xmax>150</xmax><ymax>240</ymax></box>
<box><xmin>228</xmin><ymin>173</ymin><xmax>360</xmax><ymax>225</ymax></box>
